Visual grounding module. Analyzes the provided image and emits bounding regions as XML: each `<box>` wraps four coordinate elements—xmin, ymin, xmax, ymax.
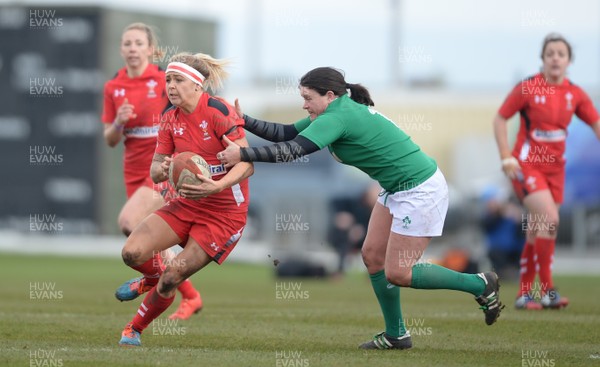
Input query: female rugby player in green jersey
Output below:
<box><xmin>218</xmin><ymin>67</ymin><xmax>503</xmax><ymax>350</ymax></box>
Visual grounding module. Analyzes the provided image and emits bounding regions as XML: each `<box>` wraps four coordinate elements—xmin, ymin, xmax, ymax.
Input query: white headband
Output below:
<box><xmin>166</xmin><ymin>62</ymin><xmax>205</xmax><ymax>86</ymax></box>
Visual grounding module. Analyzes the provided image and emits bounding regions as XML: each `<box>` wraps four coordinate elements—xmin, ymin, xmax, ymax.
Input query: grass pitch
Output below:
<box><xmin>0</xmin><ymin>253</ymin><xmax>598</xmax><ymax>367</ymax></box>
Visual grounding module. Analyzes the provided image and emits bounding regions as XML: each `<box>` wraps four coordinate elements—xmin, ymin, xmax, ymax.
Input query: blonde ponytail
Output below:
<box><xmin>169</xmin><ymin>52</ymin><xmax>230</xmax><ymax>91</ymax></box>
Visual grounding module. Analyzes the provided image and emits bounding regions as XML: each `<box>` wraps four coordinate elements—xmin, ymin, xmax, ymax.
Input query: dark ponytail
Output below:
<box><xmin>345</xmin><ymin>83</ymin><xmax>374</xmax><ymax>106</ymax></box>
<box><xmin>300</xmin><ymin>67</ymin><xmax>374</xmax><ymax>106</ymax></box>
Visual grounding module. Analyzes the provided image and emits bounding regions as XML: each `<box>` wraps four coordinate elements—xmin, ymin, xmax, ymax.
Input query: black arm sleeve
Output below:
<box><xmin>239</xmin><ymin>135</ymin><xmax>320</xmax><ymax>163</ymax></box>
<box><xmin>243</xmin><ymin>115</ymin><xmax>299</xmax><ymax>142</ymax></box>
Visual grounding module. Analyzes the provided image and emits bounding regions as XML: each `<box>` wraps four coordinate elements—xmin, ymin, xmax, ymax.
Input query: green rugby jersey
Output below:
<box><xmin>295</xmin><ymin>94</ymin><xmax>437</xmax><ymax>192</ymax></box>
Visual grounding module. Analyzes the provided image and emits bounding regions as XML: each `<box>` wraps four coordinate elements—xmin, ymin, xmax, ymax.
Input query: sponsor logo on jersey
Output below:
<box><xmin>534</xmin><ymin>95</ymin><xmax>546</xmax><ymax>104</ymax></box>
<box><xmin>402</xmin><ymin>216</ymin><xmax>411</xmax><ymax>229</ymax></box>
<box><xmin>199</xmin><ymin>120</ymin><xmax>211</xmax><ymax>141</ymax></box>
<box><xmin>210</xmin><ymin>164</ymin><xmax>226</xmax><ymax>176</ymax></box>
<box><xmin>209</xmin><ymin>242</ymin><xmax>220</xmax><ymax>252</ymax></box>
<box><xmin>531</xmin><ymin>129</ymin><xmax>566</xmax><ymax>142</ymax></box>
<box><xmin>114</xmin><ymin>88</ymin><xmax>125</xmax><ymax>97</ymax></box>
<box><xmin>146</xmin><ymin>79</ymin><xmax>158</xmax><ymax>98</ymax></box>
<box><xmin>173</xmin><ymin>127</ymin><xmax>184</xmax><ymax>136</ymax></box>
<box><xmin>123</xmin><ymin>125</ymin><xmax>159</xmax><ymax>138</ymax></box>
<box><xmin>565</xmin><ymin>92</ymin><xmax>573</xmax><ymax>110</ymax></box>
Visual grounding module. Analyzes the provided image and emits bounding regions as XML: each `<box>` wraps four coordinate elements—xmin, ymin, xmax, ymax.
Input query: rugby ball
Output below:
<box><xmin>168</xmin><ymin>152</ymin><xmax>212</xmax><ymax>191</ymax></box>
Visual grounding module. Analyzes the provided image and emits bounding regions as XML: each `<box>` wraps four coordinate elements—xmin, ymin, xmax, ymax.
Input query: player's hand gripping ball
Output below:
<box><xmin>168</xmin><ymin>152</ymin><xmax>212</xmax><ymax>191</ymax></box>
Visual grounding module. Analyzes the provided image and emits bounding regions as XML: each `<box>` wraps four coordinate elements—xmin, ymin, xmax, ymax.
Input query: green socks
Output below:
<box><xmin>410</xmin><ymin>263</ymin><xmax>485</xmax><ymax>296</ymax></box>
<box><xmin>369</xmin><ymin>270</ymin><xmax>406</xmax><ymax>338</ymax></box>
<box><xmin>369</xmin><ymin>265</ymin><xmax>485</xmax><ymax>339</ymax></box>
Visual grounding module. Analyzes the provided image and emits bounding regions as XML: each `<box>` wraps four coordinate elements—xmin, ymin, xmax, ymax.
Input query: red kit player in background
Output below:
<box><xmin>101</xmin><ymin>23</ymin><xmax>202</xmax><ymax>320</ymax></box>
<box><xmin>116</xmin><ymin>52</ymin><xmax>253</xmax><ymax>346</ymax></box>
<box><xmin>493</xmin><ymin>33</ymin><xmax>600</xmax><ymax>310</ymax></box>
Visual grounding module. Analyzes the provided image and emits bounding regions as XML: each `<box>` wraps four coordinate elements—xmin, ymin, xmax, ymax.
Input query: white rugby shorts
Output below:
<box><xmin>377</xmin><ymin>168</ymin><xmax>449</xmax><ymax>237</ymax></box>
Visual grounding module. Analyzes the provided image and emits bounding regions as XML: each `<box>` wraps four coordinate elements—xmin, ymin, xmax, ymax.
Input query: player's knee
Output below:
<box><xmin>385</xmin><ymin>268</ymin><xmax>411</xmax><ymax>287</ymax></box>
<box><xmin>117</xmin><ymin>214</ymin><xmax>133</xmax><ymax>237</ymax></box>
<box><xmin>121</xmin><ymin>247</ymin><xmax>143</xmax><ymax>267</ymax></box>
<box><xmin>531</xmin><ymin>212</ymin><xmax>559</xmax><ymax>237</ymax></box>
<box><xmin>361</xmin><ymin>245</ymin><xmax>384</xmax><ymax>269</ymax></box>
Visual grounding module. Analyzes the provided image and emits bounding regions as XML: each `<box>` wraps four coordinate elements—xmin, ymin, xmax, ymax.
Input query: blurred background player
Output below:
<box><xmin>101</xmin><ymin>22</ymin><xmax>202</xmax><ymax>320</ymax></box>
<box><xmin>327</xmin><ymin>183</ymin><xmax>379</xmax><ymax>278</ymax></box>
<box><xmin>479</xmin><ymin>185</ymin><xmax>524</xmax><ymax>282</ymax></box>
<box><xmin>116</xmin><ymin>52</ymin><xmax>253</xmax><ymax>346</ymax></box>
<box><xmin>218</xmin><ymin>67</ymin><xmax>503</xmax><ymax>350</ymax></box>
<box><xmin>493</xmin><ymin>33</ymin><xmax>600</xmax><ymax>309</ymax></box>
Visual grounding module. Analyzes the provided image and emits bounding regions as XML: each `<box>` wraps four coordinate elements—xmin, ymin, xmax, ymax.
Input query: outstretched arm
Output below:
<box><xmin>234</xmin><ymin>99</ymin><xmax>299</xmax><ymax>142</ymax></box>
<box><xmin>243</xmin><ymin>115</ymin><xmax>299</xmax><ymax>142</ymax></box>
<box><xmin>217</xmin><ymin>135</ymin><xmax>320</xmax><ymax>167</ymax></box>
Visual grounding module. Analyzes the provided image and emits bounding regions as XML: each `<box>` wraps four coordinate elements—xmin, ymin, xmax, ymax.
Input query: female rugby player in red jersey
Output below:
<box><xmin>102</xmin><ymin>23</ymin><xmax>202</xmax><ymax>320</ymax></box>
<box><xmin>493</xmin><ymin>33</ymin><xmax>600</xmax><ymax>309</ymax></box>
<box><xmin>115</xmin><ymin>52</ymin><xmax>253</xmax><ymax>346</ymax></box>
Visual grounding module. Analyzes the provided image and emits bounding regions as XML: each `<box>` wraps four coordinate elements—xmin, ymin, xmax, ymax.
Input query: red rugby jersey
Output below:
<box><xmin>498</xmin><ymin>73</ymin><xmax>598</xmax><ymax>172</ymax></box>
<box><xmin>156</xmin><ymin>93</ymin><xmax>249</xmax><ymax>213</ymax></box>
<box><xmin>101</xmin><ymin>64</ymin><xmax>168</xmax><ymax>175</ymax></box>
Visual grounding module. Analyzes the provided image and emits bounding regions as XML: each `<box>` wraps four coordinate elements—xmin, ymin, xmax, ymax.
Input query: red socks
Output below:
<box><xmin>177</xmin><ymin>279</ymin><xmax>200</xmax><ymax>299</ymax></box>
<box><xmin>518</xmin><ymin>242</ymin><xmax>536</xmax><ymax>297</ymax></box>
<box><xmin>534</xmin><ymin>237</ymin><xmax>555</xmax><ymax>293</ymax></box>
<box><xmin>131</xmin><ymin>287</ymin><xmax>175</xmax><ymax>332</ymax></box>
<box><xmin>131</xmin><ymin>253</ymin><xmax>164</xmax><ymax>287</ymax></box>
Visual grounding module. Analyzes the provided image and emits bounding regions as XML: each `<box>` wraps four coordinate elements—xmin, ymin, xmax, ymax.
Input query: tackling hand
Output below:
<box><xmin>217</xmin><ymin>136</ymin><xmax>242</xmax><ymax>168</ymax></box>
